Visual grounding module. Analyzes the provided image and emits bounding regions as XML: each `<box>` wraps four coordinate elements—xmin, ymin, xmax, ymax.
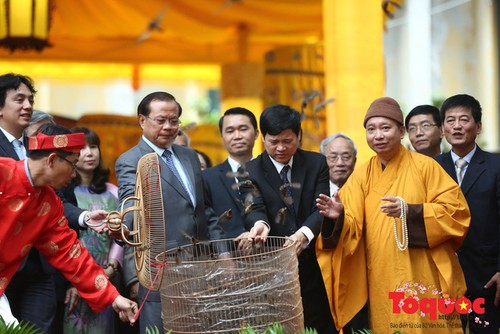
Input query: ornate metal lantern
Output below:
<box><xmin>0</xmin><ymin>0</ymin><xmax>52</xmax><ymax>52</ymax></box>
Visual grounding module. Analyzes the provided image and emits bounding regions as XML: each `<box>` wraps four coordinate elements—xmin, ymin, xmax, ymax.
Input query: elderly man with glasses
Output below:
<box><xmin>115</xmin><ymin>92</ymin><xmax>262</xmax><ymax>333</ymax></box>
<box><xmin>319</xmin><ymin>133</ymin><xmax>357</xmax><ymax>196</ymax></box>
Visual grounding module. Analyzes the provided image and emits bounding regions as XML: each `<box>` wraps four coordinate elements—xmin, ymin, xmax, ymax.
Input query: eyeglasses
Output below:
<box><xmin>56</xmin><ymin>154</ymin><xmax>77</xmax><ymax>171</ymax></box>
<box><xmin>407</xmin><ymin>123</ymin><xmax>437</xmax><ymax>134</ymax></box>
<box><xmin>146</xmin><ymin>116</ymin><xmax>181</xmax><ymax>128</ymax></box>
<box><xmin>326</xmin><ymin>154</ymin><xmax>353</xmax><ymax>162</ymax></box>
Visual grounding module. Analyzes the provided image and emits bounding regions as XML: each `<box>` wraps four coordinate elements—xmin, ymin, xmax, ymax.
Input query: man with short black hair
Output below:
<box><xmin>116</xmin><ymin>92</ymin><xmax>263</xmax><ymax>332</ymax></box>
<box><xmin>203</xmin><ymin>107</ymin><xmax>259</xmax><ymax>238</ymax></box>
<box><xmin>436</xmin><ymin>94</ymin><xmax>500</xmax><ymax>333</ymax></box>
<box><xmin>405</xmin><ymin>104</ymin><xmax>443</xmax><ymax>157</ymax></box>
<box><xmin>239</xmin><ymin>104</ymin><xmax>336</xmax><ymax>333</ymax></box>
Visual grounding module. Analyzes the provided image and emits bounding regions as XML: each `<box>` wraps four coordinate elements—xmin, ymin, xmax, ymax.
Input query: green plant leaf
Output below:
<box><xmin>0</xmin><ymin>318</ymin><xmax>43</xmax><ymax>334</ymax></box>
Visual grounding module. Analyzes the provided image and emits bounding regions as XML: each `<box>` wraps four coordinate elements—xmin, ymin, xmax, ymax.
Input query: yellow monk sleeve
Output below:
<box><xmin>316</xmin><ymin>166</ymin><xmax>368</xmax><ymax>330</ymax></box>
<box><xmin>34</xmin><ymin>197</ymin><xmax>119</xmax><ymax>313</ymax></box>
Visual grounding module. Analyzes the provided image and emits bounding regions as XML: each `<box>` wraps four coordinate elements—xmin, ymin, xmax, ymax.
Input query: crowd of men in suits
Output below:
<box><xmin>0</xmin><ymin>72</ymin><xmax>499</xmax><ymax>333</ymax></box>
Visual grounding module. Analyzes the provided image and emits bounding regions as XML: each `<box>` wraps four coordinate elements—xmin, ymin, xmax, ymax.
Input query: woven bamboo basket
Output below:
<box><xmin>156</xmin><ymin>237</ymin><xmax>304</xmax><ymax>333</ymax></box>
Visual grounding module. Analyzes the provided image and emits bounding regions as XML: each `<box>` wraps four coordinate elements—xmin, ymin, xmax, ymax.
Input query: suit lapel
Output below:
<box><xmin>440</xmin><ymin>152</ymin><xmax>457</xmax><ymax>183</ymax></box>
<box><xmin>460</xmin><ymin>148</ymin><xmax>486</xmax><ymax>195</ymax></box>
<box><xmin>139</xmin><ymin>139</ymin><xmax>192</xmax><ymax>206</ymax></box>
<box><xmin>261</xmin><ymin>152</ymin><xmax>285</xmax><ymax>201</ymax></box>
<box><xmin>262</xmin><ymin>152</ymin><xmax>298</xmax><ymax>216</ymax></box>
<box><xmin>0</xmin><ymin>131</ymin><xmax>19</xmax><ymax>160</ymax></box>
<box><xmin>290</xmin><ymin>150</ymin><xmax>305</xmax><ymax>214</ymax></box>
<box><xmin>174</xmin><ymin>146</ymin><xmax>196</xmax><ymax>199</ymax></box>
<box><xmin>219</xmin><ymin>160</ymin><xmax>241</xmax><ymax>206</ymax></box>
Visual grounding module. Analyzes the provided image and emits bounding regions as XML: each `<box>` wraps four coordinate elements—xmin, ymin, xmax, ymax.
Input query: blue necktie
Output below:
<box><xmin>162</xmin><ymin>150</ymin><xmax>192</xmax><ymax>202</ymax></box>
<box><xmin>13</xmin><ymin>139</ymin><xmax>25</xmax><ymax>160</ymax></box>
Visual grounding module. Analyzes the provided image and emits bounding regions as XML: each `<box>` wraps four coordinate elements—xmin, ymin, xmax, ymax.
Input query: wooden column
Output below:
<box><xmin>220</xmin><ymin>63</ymin><xmax>264</xmax><ymax>156</ymax></box>
<box><xmin>220</xmin><ymin>23</ymin><xmax>264</xmax><ymax>155</ymax></box>
<box><xmin>323</xmin><ymin>0</ymin><xmax>385</xmax><ymax>162</ymax></box>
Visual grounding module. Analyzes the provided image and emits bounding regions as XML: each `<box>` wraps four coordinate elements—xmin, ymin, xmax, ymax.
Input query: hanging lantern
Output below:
<box><xmin>0</xmin><ymin>0</ymin><xmax>52</xmax><ymax>52</ymax></box>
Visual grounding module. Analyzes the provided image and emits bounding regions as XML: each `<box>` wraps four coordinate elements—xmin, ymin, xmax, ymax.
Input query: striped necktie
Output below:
<box><xmin>162</xmin><ymin>150</ymin><xmax>193</xmax><ymax>203</ymax></box>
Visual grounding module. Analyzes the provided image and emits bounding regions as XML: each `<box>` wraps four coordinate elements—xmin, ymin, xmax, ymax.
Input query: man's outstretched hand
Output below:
<box><xmin>112</xmin><ymin>295</ymin><xmax>138</xmax><ymax>325</ymax></box>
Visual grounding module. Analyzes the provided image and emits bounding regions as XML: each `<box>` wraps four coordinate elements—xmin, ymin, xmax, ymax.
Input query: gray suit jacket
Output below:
<box><xmin>116</xmin><ymin>138</ymin><xmax>225</xmax><ymax>290</ymax></box>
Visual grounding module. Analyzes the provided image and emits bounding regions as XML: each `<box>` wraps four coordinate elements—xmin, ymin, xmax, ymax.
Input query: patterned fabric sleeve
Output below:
<box><xmin>34</xmin><ymin>194</ymin><xmax>119</xmax><ymax>313</ymax></box>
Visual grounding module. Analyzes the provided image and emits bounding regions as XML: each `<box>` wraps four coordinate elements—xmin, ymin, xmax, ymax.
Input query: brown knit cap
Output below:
<box><xmin>363</xmin><ymin>97</ymin><xmax>404</xmax><ymax>128</ymax></box>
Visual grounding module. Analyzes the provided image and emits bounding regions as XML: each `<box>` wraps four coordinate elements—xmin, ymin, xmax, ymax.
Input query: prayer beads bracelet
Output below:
<box><xmin>104</xmin><ymin>262</ymin><xmax>119</xmax><ymax>278</ymax></box>
<box><xmin>104</xmin><ymin>262</ymin><xmax>119</xmax><ymax>272</ymax></box>
<box><xmin>393</xmin><ymin>196</ymin><xmax>408</xmax><ymax>251</ymax></box>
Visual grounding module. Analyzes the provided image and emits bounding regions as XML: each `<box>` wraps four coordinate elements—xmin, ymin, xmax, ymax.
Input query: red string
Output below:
<box><xmin>133</xmin><ymin>260</ymin><xmax>168</xmax><ymax>322</ymax></box>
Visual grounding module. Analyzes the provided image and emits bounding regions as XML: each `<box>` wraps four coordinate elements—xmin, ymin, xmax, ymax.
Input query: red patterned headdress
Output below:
<box><xmin>29</xmin><ymin>132</ymin><xmax>85</xmax><ymax>153</ymax></box>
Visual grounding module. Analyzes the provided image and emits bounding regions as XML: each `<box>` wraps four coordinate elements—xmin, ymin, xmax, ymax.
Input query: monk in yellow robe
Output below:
<box><xmin>316</xmin><ymin>97</ymin><xmax>470</xmax><ymax>334</ymax></box>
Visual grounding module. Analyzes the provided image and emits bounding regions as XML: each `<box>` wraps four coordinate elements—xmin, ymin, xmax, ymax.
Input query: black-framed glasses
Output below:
<box><xmin>146</xmin><ymin>116</ymin><xmax>181</xmax><ymax>127</ymax></box>
<box><xmin>56</xmin><ymin>154</ymin><xmax>77</xmax><ymax>171</ymax></box>
<box><xmin>407</xmin><ymin>123</ymin><xmax>437</xmax><ymax>134</ymax></box>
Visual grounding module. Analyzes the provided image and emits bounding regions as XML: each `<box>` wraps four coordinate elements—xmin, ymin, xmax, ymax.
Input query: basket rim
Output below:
<box><xmin>154</xmin><ymin>236</ymin><xmax>296</xmax><ymax>264</ymax></box>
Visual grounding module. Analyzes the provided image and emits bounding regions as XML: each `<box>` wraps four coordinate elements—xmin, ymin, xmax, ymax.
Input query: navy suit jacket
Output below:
<box><xmin>59</xmin><ymin>193</ymin><xmax>84</xmax><ymax>231</ymax></box>
<box><xmin>239</xmin><ymin>148</ymin><xmax>335</xmax><ymax>331</ymax></box>
<box><xmin>0</xmin><ymin>130</ymin><xmax>25</xmax><ymax>158</ymax></box>
<box><xmin>436</xmin><ymin>147</ymin><xmax>500</xmax><ymax>296</ymax></box>
<box><xmin>241</xmin><ymin>149</ymin><xmax>329</xmax><ymax>239</ymax></box>
<box><xmin>202</xmin><ymin>160</ymin><xmax>247</xmax><ymax>238</ymax></box>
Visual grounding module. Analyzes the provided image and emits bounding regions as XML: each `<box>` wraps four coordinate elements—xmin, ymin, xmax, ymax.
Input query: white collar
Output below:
<box><xmin>450</xmin><ymin>145</ymin><xmax>476</xmax><ymax>165</ymax></box>
<box><xmin>269</xmin><ymin>155</ymin><xmax>294</xmax><ymax>174</ymax></box>
<box><xmin>227</xmin><ymin>156</ymin><xmax>241</xmax><ymax>173</ymax></box>
<box><xmin>0</xmin><ymin>126</ymin><xmax>23</xmax><ymax>144</ymax></box>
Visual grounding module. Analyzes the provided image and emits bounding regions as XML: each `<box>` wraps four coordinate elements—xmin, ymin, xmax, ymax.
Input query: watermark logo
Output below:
<box><xmin>388</xmin><ymin>281</ymin><xmax>489</xmax><ymax>327</ymax></box>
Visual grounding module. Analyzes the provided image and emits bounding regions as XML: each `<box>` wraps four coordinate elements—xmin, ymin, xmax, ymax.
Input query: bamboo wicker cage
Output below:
<box><xmin>156</xmin><ymin>237</ymin><xmax>304</xmax><ymax>333</ymax></box>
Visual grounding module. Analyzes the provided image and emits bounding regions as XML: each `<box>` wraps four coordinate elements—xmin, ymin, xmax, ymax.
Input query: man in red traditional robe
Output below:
<box><xmin>0</xmin><ymin>123</ymin><xmax>137</xmax><ymax>327</ymax></box>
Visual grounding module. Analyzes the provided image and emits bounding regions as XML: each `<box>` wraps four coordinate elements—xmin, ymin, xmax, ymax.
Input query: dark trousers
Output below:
<box><xmin>5</xmin><ymin>252</ymin><xmax>56</xmax><ymax>333</ymax></box>
<box><xmin>298</xmin><ymin>248</ymin><xmax>337</xmax><ymax>334</ymax></box>
<box><xmin>137</xmin><ymin>288</ymin><xmax>162</xmax><ymax>334</ymax></box>
<box><xmin>461</xmin><ymin>293</ymin><xmax>500</xmax><ymax>334</ymax></box>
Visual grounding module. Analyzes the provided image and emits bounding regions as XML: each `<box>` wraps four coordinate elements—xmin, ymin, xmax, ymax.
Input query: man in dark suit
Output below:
<box><xmin>436</xmin><ymin>94</ymin><xmax>500</xmax><ymax>333</ymax></box>
<box><xmin>116</xmin><ymin>92</ymin><xmax>269</xmax><ymax>333</ymax></box>
<box><xmin>203</xmin><ymin>107</ymin><xmax>259</xmax><ymax>238</ymax></box>
<box><xmin>239</xmin><ymin>104</ymin><xmax>336</xmax><ymax>333</ymax></box>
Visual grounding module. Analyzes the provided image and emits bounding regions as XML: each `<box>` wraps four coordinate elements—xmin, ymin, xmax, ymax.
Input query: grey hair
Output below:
<box><xmin>176</xmin><ymin>129</ymin><xmax>191</xmax><ymax>147</ymax></box>
<box><xmin>30</xmin><ymin>110</ymin><xmax>55</xmax><ymax>126</ymax></box>
<box><xmin>320</xmin><ymin>132</ymin><xmax>357</xmax><ymax>156</ymax></box>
